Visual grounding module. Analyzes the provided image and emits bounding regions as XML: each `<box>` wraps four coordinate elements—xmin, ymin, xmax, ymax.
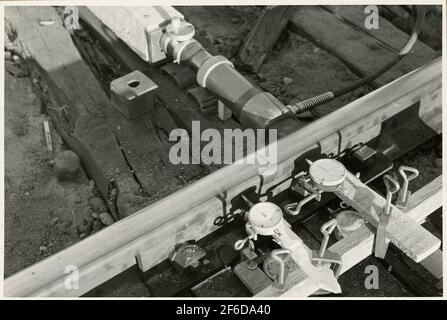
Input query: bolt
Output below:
<box><xmin>171</xmin><ymin>16</ymin><xmax>181</xmax><ymax>28</ymax></box>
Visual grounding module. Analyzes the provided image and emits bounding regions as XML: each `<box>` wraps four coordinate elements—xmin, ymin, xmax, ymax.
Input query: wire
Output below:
<box><xmin>288</xmin><ymin>6</ymin><xmax>426</xmax><ymax>115</ymax></box>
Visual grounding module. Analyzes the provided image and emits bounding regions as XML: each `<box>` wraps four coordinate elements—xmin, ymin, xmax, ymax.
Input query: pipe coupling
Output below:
<box><xmin>196</xmin><ymin>55</ymin><xmax>234</xmax><ymax>87</ymax></box>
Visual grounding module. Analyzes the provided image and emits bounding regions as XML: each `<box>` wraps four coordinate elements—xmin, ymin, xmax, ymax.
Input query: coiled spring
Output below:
<box><xmin>289</xmin><ymin>91</ymin><xmax>335</xmax><ymax>114</ymax></box>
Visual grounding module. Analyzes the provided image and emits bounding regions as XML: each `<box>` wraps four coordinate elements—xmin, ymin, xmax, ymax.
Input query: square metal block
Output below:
<box><xmin>110</xmin><ymin>71</ymin><xmax>158</xmax><ymax>120</ymax></box>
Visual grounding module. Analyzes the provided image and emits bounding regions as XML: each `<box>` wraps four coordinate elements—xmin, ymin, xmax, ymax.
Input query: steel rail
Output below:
<box><xmin>4</xmin><ymin>57</ymin><xmax>442</xmax><ymax>297</ymax></box>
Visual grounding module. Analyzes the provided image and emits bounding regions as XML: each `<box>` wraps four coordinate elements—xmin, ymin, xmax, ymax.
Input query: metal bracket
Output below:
<box><xmin>375</xmin><ymin>174</ymin><xmax>400</xmax><ymax>259</ymax></box>
<box><xmin>263</xmin><ymin>249</ymin><xmax>292</xmax><ymax>291</ymax></box>
<box><xmin>284</xmin><ymin>172</ymin><xmax>322</xmax><ymax>216</ymax></box>
<box><xmin>311</xmin><ymin>219</ymin><xmax>343</xmax><ymax>278</ymax></box>
<box><xmin>169</xmin><ymin>241</ymin><xmax>206</xmax><ymax>273</ymax></box>
<box><xmin>396</xmin><ymin>166</ymin><xmax>419</xmax><ymax>209</ymax></box>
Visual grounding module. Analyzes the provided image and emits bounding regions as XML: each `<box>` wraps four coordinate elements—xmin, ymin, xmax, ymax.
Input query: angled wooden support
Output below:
<box><xmin>334</xmin><ymin>172</ymin><xmax>441</xmax><ymax>263</ymax></box>
<box><xmin>404</xmin><ymin>175</ymin><xmax>442</xmax><ymax>223</ymax></box>
<box><xmin>238</xmin><ymin>6</ymin><xmax>295</xmax><ymax>72</ymax></box>
<box><xmin>255</xmin><ymin>175</ymin><xmax>442</xmax><ymax>296</ymax></box>
<box><xmin>333</xmin><ymin>175</ymin><xmax>442</xmax><ymax>275</ymax></box>
<box><xmin>403</xmin><ymin>176</ymin><xmax>443</xmax><ymax>279</ymax></box>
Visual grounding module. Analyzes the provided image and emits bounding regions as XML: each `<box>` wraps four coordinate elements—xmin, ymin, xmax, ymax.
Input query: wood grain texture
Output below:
<box><xmin>238</xmin><ymin>6</ymin><xmax>295</xmax><ymax>72</ymax></box>
<box><xmin>419</xmin><ymin>249</ymin><xmax>443</xmax><ymax>280</ymax></box>
<box><xmin>405</xmin><ymin>175</ymin><xmax>442</xmax><ymax>223</ymax></box>
<box><xmin>288</xmin><ymin>6</ymin><xmax>438</xmax><ymax>87</ymax></box>
<box><xmin>5</xmin><ymin>6</ymin><xmax>144</xmax><ymax>220</ymax></box>
<box><xmin>234</xmin><ymin>261</ymin><xmax>273</xmax><ymax>295</ymax></box>
<box><xmin>335</xmin><ymin>172</ymin><xmax>440</xmax><ymax>262</ymax></box>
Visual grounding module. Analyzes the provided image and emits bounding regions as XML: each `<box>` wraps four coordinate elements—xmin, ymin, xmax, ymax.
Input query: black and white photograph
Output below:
<box><xmin>1</xmin><ymin>1</ymin><xmax>445</xmax><ymax>302</ymax></box>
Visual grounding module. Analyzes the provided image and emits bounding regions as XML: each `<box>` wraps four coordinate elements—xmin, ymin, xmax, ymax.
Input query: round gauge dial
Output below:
<box><xmin>247</xmin><ymin>202</ymin><xmax>283</xmax><ymax>230</ymax></box>
<box><xmin>309</xmin><ymin>158</ymin><xmax>347</xmax><ymax>190</ymax></box>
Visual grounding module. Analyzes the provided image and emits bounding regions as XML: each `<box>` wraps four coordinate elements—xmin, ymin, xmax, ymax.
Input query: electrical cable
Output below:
<box><xmin>288</xmin><ymin>6</ymin><xmax>426</xmax><ymax>115</ymax></box>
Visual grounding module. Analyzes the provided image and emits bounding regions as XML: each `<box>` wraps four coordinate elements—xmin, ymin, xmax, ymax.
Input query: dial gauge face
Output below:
<box><xmin>309</xmin><ymin>158</ymin><xmax>347</xmax><ymax>188</ymax></box>
<box><xmin>247</xmin><ymin>202</ymin><xmax>283</xmax><ymax>230</ymax></box>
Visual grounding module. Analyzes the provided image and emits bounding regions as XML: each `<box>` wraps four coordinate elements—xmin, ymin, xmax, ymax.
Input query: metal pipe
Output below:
<box><xmin>162</xmin><ymin>27</ymin><xmax>294</xmax><ymax>129</ymax></box>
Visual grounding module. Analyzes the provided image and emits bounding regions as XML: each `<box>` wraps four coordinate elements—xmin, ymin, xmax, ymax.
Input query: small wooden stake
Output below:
<box><xmin>43</xmin><ymin>120</ymin><xmax>53</xmax><ymax>154</ymax></box>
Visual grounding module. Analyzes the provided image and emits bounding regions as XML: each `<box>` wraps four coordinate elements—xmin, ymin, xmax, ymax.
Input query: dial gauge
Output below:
<box><xmin>309</xmin><ymin>158</ymin><xmax>347</xmax><ymax>191</ymax></box>
<box><xmin>247</xmin><ymin>202</ymin><xmax>283</xmax><ymax>231</ymax></box>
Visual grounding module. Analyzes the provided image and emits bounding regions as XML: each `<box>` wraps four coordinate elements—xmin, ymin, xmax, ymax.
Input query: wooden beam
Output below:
<box><xmin>419</xmin><ymin>250</ymin><xmax>443</xmax><ymax>280</ymax></box>
<box><xmin>238</xmin><ymin>6</ymin><xmax>295</xmax><ymax>72</ymax></box>
<box><xmin>403</xmin><ymin>176</ymin><xmax>443</xmax><ymax>280</ymax></box>
<box><xmin>4</xmin><ymin>6</ymin><xmax>147</xmax><ymax>219</ymax></box>
<box><xmin>288</xmin><ymin>6</ymin><xmax>438</xmax><ymax>87</ymax></box>
<box><xmin>332</xmin><ymin>176</ymin><xmax>442</xmax><ymax>275</ymax></box>
<box><xmin>3</xmin><ymin>25</ymin><xmax>441</xmax><ymax>297</ymax></box>
<box><xmin>405</xmin><ymin>175</ymin><xmax>442</xmax><ymax>223</ymax></box>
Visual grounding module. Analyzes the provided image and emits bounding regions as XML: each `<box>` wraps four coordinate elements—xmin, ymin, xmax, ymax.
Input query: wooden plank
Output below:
<box><xmin>4</xmin><ymin>57</ymin><xmax>441</xmax><ymax>297</ymax></box>
<box><xmin>403</xmin><ymin>176</ymin><xmax>443</xmax><ymax>280</ymax></box>
<box><xmin>5</xmin><ymin>6</ymin><xmax>143</xmax><ymax>219</ymax></box>
<box><xmin>405</xmin><ymin>175</ymin><xmax>442</xmax><ymax>221</ymax></box>
<box><xmin>8</xmin><ymin>6</ymin><xmax>206</xmax><ymax>221</ymax></box>
<box><xmin>335</xmin><ymin>172</ymin><xmax>440</xmax><ymax>262</ymax></box>
<box><xmin>288</xmin><ymin>6</ymin><xmax>438</xmax><ymax>86</ymax></box>
<box><xmin>234</xmin><ymin>261</ymin><xmax>273</xmax><ymax>295</ymax></box>
<box><xmin>256</xmin><ymin>268</ymin><xmax>317</xmax><ymax>297</ymax></box>
<box><xmin>419</xmin><ymin>250</ymin><xmax>443</xmax><ymax>280</ymax></box>
<box><xmin>323</xmin><ymin>6</ymin><xmax>438</xmax><ymax>73</ymax></box>
<box><xmin>72</xmin><ymin>7</ymin><xmax>212</xmax><ymax>211</ymax></box>
<box><xmin>238</xmin><ymin>6</ymin><xmax>295</xmax><ymax>72</ymax></box>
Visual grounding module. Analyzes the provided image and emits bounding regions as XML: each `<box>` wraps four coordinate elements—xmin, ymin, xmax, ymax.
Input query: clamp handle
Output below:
<box><xmin>397</xmin><ymin>166</ymin><xmax>419</xmax><ymax>208</ymax></box>
<box><xmin>383</xmin><ymin>174</ymin><xmax>400</xmax><ymax>215</ymax></box>
<box><xmin>319</xmin><ymin>219</ymin><xmax>338</xmax><ymax>258</ymax></box>
<box><xmin>270</xmin><ymin>249</ymin><xmax>292</xmax><ymax>290</ymax></box>
<box><xmin>375</xmin><ymin>174</ymin><xmax>400</xmax><ymax>259</ymax></box>
<box><xmin>284</xmin><ymin>193</ymin><xmax>318</xmax><ymax>216</ymax></box>
<box><xmin>399</xmin><ymin>166</ymin><xmax>419</xmax><ymax>182</ymax></box>
<box><xmin>234</xmin><ymin>234</ymin><xmax>255</xmax><ymax>251</ymax></box>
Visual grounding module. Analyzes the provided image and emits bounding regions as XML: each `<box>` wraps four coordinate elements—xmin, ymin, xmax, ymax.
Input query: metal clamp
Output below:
<box><xmin>312</xmin><ymin>219</ymin><xmax>343</xmax><ymax>277</ymax></box>
<box><xmin>375</xmin><ymin>174</ymin><xmax>400</xmax><ymax>259</ymax></box>
<box><xmin>169</xmin><ymin>241</ymin><xmax>206</xmax><ymax>273</ymax></box>
<box><xmin>284</xmin><ymin>193</ymin><xmax>318</xmax><ymax>216</ymax></box>
<box><xmin>285</xmin><ymin>172</ymin><xmax>321</xmax><ymax>215</ymax></box>
<box><xmin>396</xmin><ymin>166</ymin><xmax>419</xmax><ymax>209</ymax></box>
<box><xmin>165</xmin><ymin>17</ymin><xmax>195</xmax><ymax>43</ymax></box>
<box><xmin>263</xmin><ymin>249</ymin><xmax>292</xmax><ymax>291</ymax></box>
<box><xmin>234</xmin><ymin>231</ymin><xmax>256</xmax><ymax>251</ymax></box>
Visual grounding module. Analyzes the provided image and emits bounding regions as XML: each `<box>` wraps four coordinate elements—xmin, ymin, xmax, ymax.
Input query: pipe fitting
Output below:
<box><xmin>196</xmin><ymin>55</ymin><xmax>234</xmax><ymax>87</ymax></box>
